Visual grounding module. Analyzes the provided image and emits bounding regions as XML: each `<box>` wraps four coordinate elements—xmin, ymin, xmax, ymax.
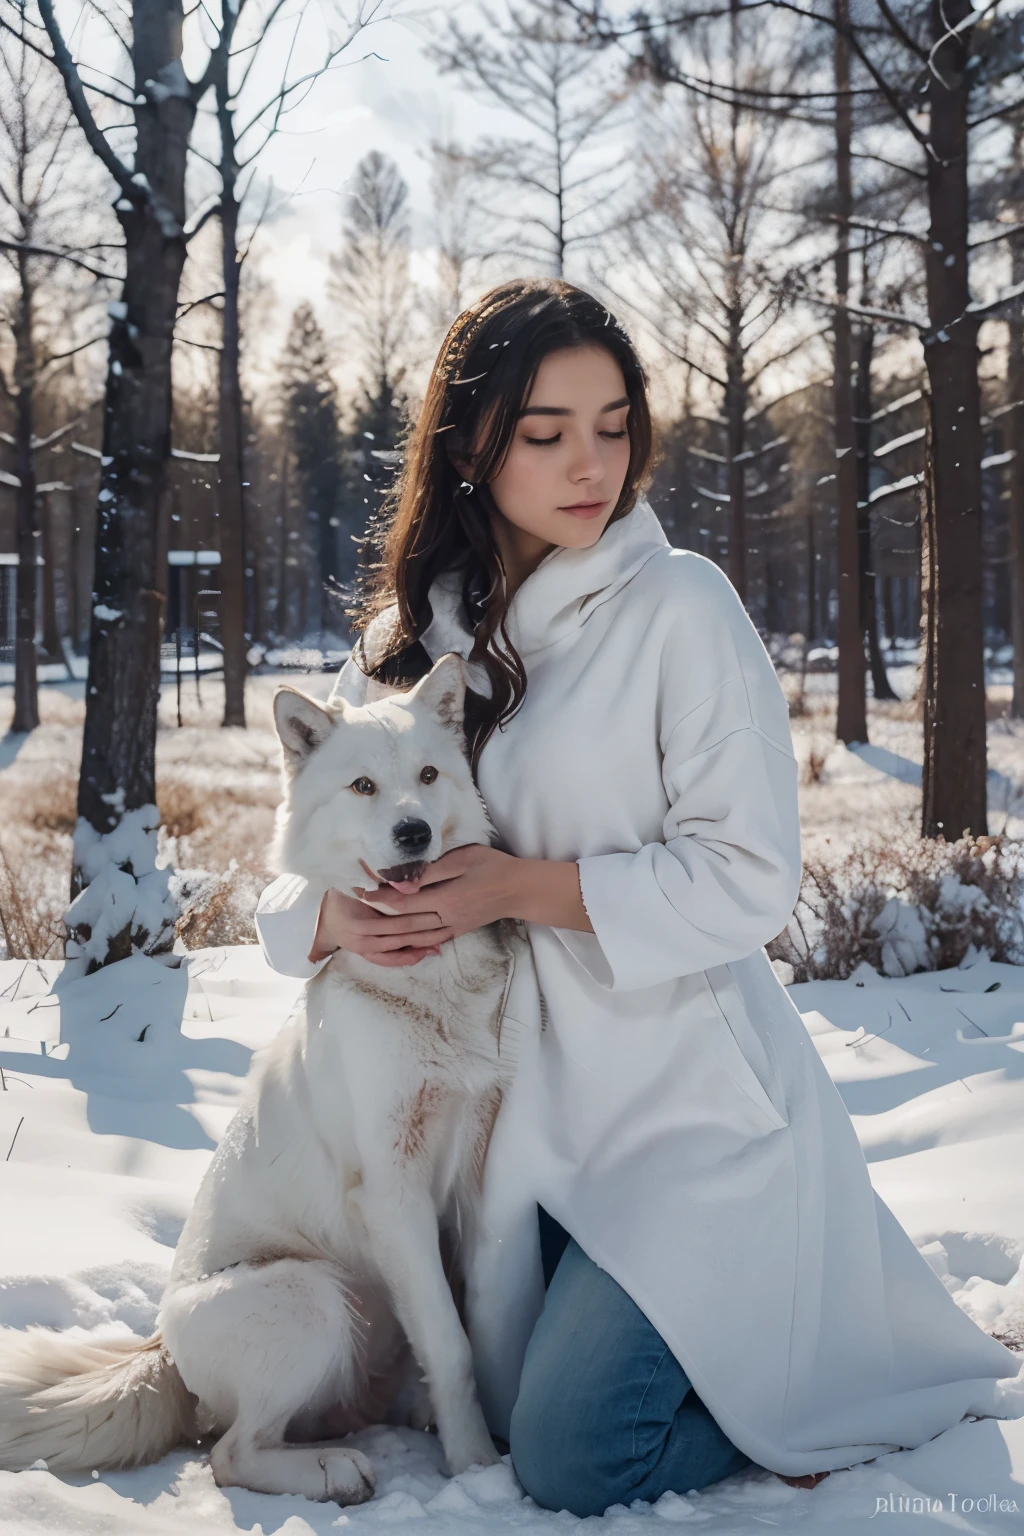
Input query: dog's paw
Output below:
<box><xmin>319</xmin><ymin>1447</ymin><xmax>376</xmax><ymax>1505</ymax></box>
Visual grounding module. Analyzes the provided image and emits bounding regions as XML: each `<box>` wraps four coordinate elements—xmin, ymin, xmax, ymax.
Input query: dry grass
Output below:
<box><xmin>770</xmin><ymin>822</ymin><xmax>1024</xmax><ymax>983</ymax></box>
<box><xmin>802</xmin><ymin>742</ymin><xmax>829</xmax><ymax>787</ymax></box>
<box><xmin>0</xmin><ymin>833</ymin><xmax>68</xmax><ymax>960</ymax></box>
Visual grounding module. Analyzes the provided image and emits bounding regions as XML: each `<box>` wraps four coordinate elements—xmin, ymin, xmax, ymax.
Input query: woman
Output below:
<box><xmin>255</xmin><ymin>278</ymin><xmax>1023</xmax><ymax>1517</ymax></box>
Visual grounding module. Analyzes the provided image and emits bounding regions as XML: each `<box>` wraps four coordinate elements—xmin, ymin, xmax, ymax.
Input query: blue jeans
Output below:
<box><xmin>508</xmin><ymin>1209</ymin><xmax>755</xmax><ymax>1517</ymax></box>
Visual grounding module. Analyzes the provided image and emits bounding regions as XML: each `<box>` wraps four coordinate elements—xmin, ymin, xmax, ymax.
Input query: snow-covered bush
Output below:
<box><xmin>769</xmin><ymin>830</ymin><xmax>1024</xmax><ymax>982</ymax></box>
<box><xmin>64</xmin><ymin>804</ymin><xmax>179</xmax><ymax>976</ymax></box>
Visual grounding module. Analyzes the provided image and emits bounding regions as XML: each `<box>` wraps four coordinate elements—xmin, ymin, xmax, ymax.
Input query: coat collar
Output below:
<box><xmin>419</xmin><ymin>494</ymin><xmax>669</xmax><ymax>694</ymax></box>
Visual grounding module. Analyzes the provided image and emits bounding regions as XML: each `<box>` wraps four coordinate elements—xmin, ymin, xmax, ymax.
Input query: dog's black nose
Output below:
<box><xmin>392</xmin><ymin>818</ymin><xmax>432</xmax><ymax>854</ymax></box>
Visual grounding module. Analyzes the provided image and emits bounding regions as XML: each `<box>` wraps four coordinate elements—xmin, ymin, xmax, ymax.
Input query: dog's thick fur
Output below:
<box><xmin>0</xmin><ymin>654</ymin><xmax>530</xmax><ymax>1505</ymax></box>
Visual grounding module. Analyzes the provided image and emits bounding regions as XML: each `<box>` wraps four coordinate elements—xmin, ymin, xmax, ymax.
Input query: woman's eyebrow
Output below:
<box><xmin>517</xmin><ymin>395</ymin><xmax>630</xmax><ymax>419</ymax></box>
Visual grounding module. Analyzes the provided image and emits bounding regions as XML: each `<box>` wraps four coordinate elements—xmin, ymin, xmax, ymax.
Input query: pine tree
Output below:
<box><xmin>278</xmin><ymin>304</ymin><xmax>343</xmax><ymax>639</ymax></box>
<box><xmin>330</xmin><ymin>150</ymin><xmax>414</xmax><ymax>455</ymax></box>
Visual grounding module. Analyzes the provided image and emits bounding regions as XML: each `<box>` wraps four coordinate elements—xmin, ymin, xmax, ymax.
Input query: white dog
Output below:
<box><xmin>0</xmin><ymin>652</ymin><xmax>532</xmax><ymax>1505</ymax></box>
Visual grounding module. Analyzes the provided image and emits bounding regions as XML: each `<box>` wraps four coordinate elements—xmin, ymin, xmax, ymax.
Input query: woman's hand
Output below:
<box><xmin>309</xmin><ymin>886</ymin><xmax>454</xmax><ymax>969</ymax></box>
<box><xmin>353</xmin><ymin>844</ymin><xmax>595</xmax><ymax>938</ymax></box>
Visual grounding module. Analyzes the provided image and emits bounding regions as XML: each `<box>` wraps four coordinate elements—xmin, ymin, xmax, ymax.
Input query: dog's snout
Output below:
<box><xmin>392</xmin><ymin>818</ymin><xmax>432</xmax><ymax>854</ymax></box>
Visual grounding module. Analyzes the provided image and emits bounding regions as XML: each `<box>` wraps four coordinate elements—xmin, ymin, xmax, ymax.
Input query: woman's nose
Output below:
<box><xmin>567</xmin><ymin>439</ymin><xmax>605</xmax><ymax>482</ymax></box>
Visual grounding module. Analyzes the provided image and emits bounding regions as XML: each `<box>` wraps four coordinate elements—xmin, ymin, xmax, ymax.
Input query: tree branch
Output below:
<box><xmin>42</xmin><ymin>334</ymin><xmax>108</xmax><ymax>365</ymax></box>
<box><xmin>176</xmin><ymin>290</ymin><xmax>225</xmax><ymax>317</ymax></box>
<box><xmin>0</xmin><ymin>237</ymin><xmax>119</xmax><ymax>280</ymax></box>
<box><xmin>35</xmin><ymin>0</ymin><xmax>136</xmax><ymax>198</ymax></box>
<box><xmin>970</xmin><ymin>95</ymin><xmax>1024</xmax><ymax>129</ymax></box>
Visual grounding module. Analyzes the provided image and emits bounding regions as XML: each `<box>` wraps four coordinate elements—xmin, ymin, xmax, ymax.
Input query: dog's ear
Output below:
<box><xmin>402</xmin><ymin>652</ymin><xmax>467</xmax><ymax>736</ymax></box>
<box><xmin>273</xmin><ymin>687</ymin><xmax>337</xmax><ymax>769</ymax></box>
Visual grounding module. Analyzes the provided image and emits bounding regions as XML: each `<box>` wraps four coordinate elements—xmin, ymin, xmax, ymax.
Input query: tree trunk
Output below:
<box><xmin>883</xmin><ymin>575</ymin><xmax>896</xmax><ymax>649</ymax></box>
<box><xmin>807</xmin><ymin>505</ymin><xmax>817</xmax><ymax>644</ymax></box>
<box><xmin>65</xmin><ymin>0</ymin><xmax>197</xmax><ymax>969</ymax></box>
<box><xmin>275</xmin><ymin>445</ymin><xmax>290</xmax><ymax>639</ymax></box>
<box><xmin>1009</xmin><ymin>130</ymin><xmax>1024</xmax><ymax>717</ymax></box>
<box><xmin>919</xmin><ymin>0</ymin><xmax>987</xmax><ymax>841</ymax></box>
<box><xmin>11</xmin><ymin>258</ymin><xmax>39</xmax><ymax>734</ymax></box>
<box><xmin>833</xmin><ymin>0</ymin><xmax>866</xmax><ymax>744</ymax></box>
<box><xmin>215</xmin><ymin>50</ymin><xmax>247</xmax><ymax>728</ymax></box>
<box><xmin>853</xmin><ymin>323</ymin><xmax>897</xmax><ymax>701</ymax></box>
<box><xmin>39</xmin><ymin>493</ymin><xmax>62</xmax><ymax>663</ymax></box>
<box><xmin>726</xmin><ymin>324</ymin><xmax>747</xmax><ymax>601</ymax></box>
<box><xmin>319</xmin><ymin>498</ymin><xmax>339</xmax><ymax>636</ymax></box>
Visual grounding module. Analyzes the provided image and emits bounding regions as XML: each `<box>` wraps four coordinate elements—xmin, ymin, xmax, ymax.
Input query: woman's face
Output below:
<box><xmin>464</xmin><ymin>345</ymin><xmax>633</xmax><ymax>562</ymax></box>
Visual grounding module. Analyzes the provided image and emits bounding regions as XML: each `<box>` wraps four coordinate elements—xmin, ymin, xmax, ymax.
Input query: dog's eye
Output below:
<box><xmin>352</xmin><ymin>777</ymin><xmax>376</xmax><ymax>796</ymax></box>
<box><xmin>420</xmin><ymin>766</ymin><xmax>438</xmax><ymax>785</ymax></box>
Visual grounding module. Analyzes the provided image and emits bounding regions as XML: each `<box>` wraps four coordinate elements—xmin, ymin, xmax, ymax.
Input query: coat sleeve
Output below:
<box><xmin>554</xmin><ymin>562</ymin><xmax>803</xmax><ymax>993</ymax></box>
<box><xmin>255</xmin><ymin>643</ymin><xmax>376</xmax><ymax>977</ymax></box>
<box><xmin>254</xmin><ymin>873</ymin><xmax>330</xmax><ymax>979</ymax></box>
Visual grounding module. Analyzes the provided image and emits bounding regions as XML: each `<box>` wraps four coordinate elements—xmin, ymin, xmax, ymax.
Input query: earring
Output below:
<box><xmin>459</xmin><ymin>480</ymin><xmax>475</xmax><ymax>494</ymax></box>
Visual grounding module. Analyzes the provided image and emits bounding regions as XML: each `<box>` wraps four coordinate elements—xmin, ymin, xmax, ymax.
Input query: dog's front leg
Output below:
<box><xmin>350</xmin><ymin>1180</ymin><xmax>499</xmax><ymax>1475</ymax></box>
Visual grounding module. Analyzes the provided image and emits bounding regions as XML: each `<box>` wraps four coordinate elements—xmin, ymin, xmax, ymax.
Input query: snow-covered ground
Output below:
<box><xmin>1</xmin><ymin>943</ymin><xmax>1023</xmax><ymax>1533</ymax></box>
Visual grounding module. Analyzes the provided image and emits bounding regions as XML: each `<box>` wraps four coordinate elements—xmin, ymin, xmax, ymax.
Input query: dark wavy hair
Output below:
<box><xmin>346</xmin><ymin>277</ymin><xmax>655</xmax><ymax>772</ymax></box>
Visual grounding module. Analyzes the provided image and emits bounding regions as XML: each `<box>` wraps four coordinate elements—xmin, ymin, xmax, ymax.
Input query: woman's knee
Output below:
<box><xmin>508</xmin><ymin>1236</ymin><xmax>675</xmax><ymax>1515</ymax></box>
<box><xmin>510</xmin><ymin>1391</ymin><xmax>753</xmax><ymax>1517</ymax></box>
<box><xmin>509</xmin><ymin>1335</ymin><xmax>754</xmax><ymax>1516</ymax></box>
<box><xmin>509</xmin><ymin>1387</ymin><xmax>632</xmax><ymax>1517</ymax></box>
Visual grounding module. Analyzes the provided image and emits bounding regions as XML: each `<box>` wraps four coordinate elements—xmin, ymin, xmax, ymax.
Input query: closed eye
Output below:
<box><xmin>525</xmin><ymin>430</ymin><xmax>628</xmax><ymax>445</ymax></box>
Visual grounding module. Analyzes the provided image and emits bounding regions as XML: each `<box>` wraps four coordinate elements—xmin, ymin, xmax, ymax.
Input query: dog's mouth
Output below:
<box><xmin>360</xmin><ymin>856</ymin><xmax>428</xmax><ymax>888</ymax></box>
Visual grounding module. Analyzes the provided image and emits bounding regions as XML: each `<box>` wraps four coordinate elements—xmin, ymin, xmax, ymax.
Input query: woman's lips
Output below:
<box><xmin>558</xmin><ymin>499</ymin><xmax>608</xmax><ymax>519</ymax></box>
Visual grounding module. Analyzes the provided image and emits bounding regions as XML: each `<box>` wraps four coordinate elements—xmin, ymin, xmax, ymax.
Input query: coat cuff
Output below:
<box><xmin>554</xmin><ymin>850</ymin><xmax>792</xmax><ymax>993</ymax></box>
<box><xmin>254</xmin><ymin>873</ymin><xmax>331</xmax><ymax>979</ymax></box>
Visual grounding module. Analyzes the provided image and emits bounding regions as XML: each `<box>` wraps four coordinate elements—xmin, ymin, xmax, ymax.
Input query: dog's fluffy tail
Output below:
<box><xmin>0</xmin><ymin>1327</ymin><xmax>198</xmax><ymax>1472</ymax></box>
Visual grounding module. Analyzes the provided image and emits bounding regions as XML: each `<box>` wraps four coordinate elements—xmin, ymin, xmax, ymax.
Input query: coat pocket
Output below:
<box><xmin>703</xmin><ymin>965</ymin><xmax>789</xmax><ymax>1132</ymax></box>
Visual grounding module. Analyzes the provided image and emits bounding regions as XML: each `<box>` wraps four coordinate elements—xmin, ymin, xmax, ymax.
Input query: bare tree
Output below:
<box><xmin>194</xmin><ymin>0</ymin><xmax>386</xmax><ymax>726</ymax></box>
<box><xmin>780</xmin><ymin>0</ymin><xmax>1021</xmax><ymax>838</ymax></box>
<box><xmin>2</xmin><ymin>0</ymin><xmax>227</xmax><ymax>970</ymax></box>
<box><xmin>568</xmin><ymin>0</ymin><xmax>1024</xmax><ymax>841</ymax></box>
<box><xmin>424</xmin><ymin>130</ymin><xmax>490</xmax><ymax>331</ymax></box>
<box><xmin>427</xmin><ymin>0</ymin><xmax>629</xmax><ymax>277</ymax></box>
<box><xmin>917</xmin><ymin>1</ymin><xmax>985</xmax><ymax>840</ymax></box>
<box><xmin>1009</xmin><ymin>116</ymin><xmax>1024</xmax><ymax>717</ymax></box>
<box><xmin>850</xmin><ymin>236</ymin><xmax>900</xmax><ymax>706</ymax></box>
<box><xmin>0</xmin><ymin>4</ymin><xmax>105</xmax><ymax>731</ymax></box>
<box><xmin>607</xmin><ymin>35</ymin><xmax>816</xmax><ymax>601</ymax></box>
<box><xmin>830</xmin><ymin>0</ymin><xmax>864</xmax><ymax>743</ymax></box>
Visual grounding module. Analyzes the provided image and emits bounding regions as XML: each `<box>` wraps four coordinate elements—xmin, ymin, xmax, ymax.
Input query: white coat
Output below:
<box><xmin>255</xmin><ymin>493</ymin><xmax>1024</xmax><ymax>1479</ymax></box>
